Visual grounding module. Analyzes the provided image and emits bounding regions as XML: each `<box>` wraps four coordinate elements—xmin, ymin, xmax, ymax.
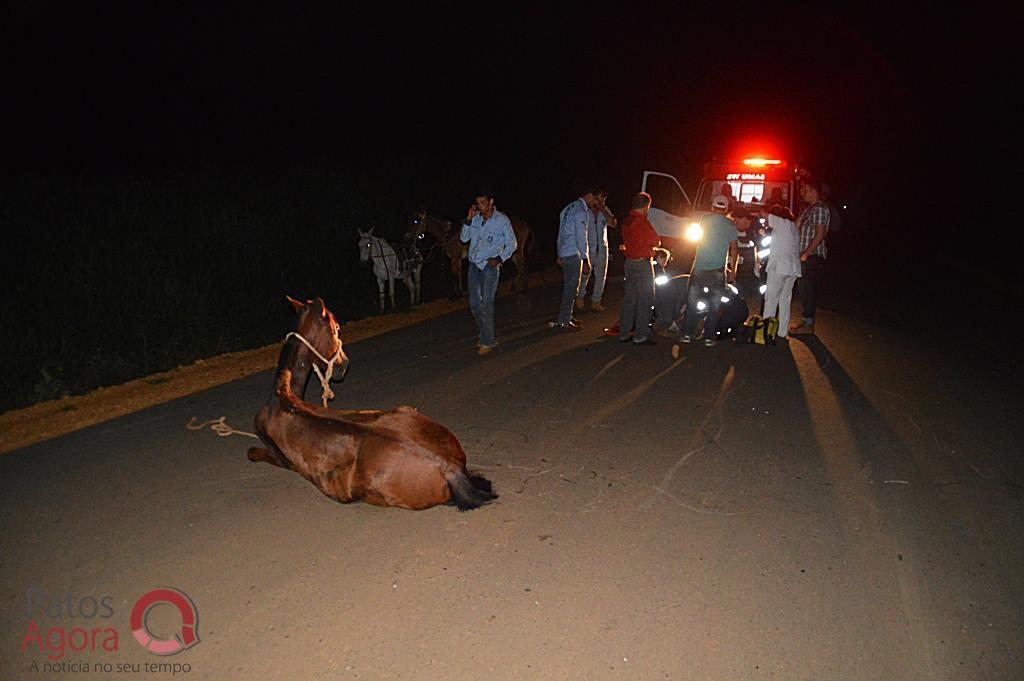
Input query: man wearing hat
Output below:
<box><xmin>678</xmin><ymin>194</ymin><xmax>739</xmax><ymax>347</ymax></box>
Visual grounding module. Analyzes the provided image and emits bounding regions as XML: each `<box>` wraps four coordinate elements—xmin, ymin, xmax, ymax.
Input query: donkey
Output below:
<box><xmin>248</xmin><ymin>296</ymin><xmax>497</xmax><ymax>510</ymax></box>
<box><xmin>357</xmin><ymin>229</ymin><xmax>422</xmax><ymax>313</ymax></box>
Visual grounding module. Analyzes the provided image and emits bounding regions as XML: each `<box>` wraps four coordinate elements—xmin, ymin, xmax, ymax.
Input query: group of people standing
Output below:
<box><xmin>456</xmin><ymin>179</ymin><xmax>831</xmax><ymax>356</ymax></box>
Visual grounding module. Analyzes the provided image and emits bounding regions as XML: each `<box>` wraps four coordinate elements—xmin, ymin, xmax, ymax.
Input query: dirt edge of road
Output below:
<box><xmin>0</xmin><ymin>269</ymin><xmax>561</xmax><ymax>455</ymax></box>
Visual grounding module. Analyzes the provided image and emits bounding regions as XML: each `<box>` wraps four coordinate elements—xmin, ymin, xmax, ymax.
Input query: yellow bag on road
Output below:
<box><xmin>744</xmin><ymin>315</ymin><xmax>779</xmax><ymax>345</ymax></box>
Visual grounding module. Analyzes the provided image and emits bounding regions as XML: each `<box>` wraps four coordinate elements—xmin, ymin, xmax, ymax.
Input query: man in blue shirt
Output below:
<box><xmin>553</xmin><ymin>186</ymin><xmax>598</xmax><ymax>331</ymax></box>
<box><xmin>679</xmin><ymin>194</ymin><xmax>739</xmax><ymax>347</ymax></box>
<box><xmin>577</xmin><ymin>189</ymin><xmax>618</xmax><ymax>312</ymax></box>
<box><xmin>461</xmin><ymin>189</ymin><xmax>518</xmax><ymax>355</ymax></box>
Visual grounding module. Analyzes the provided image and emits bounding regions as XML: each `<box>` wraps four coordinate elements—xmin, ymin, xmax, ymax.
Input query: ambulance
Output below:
<box><xmin>640</xmin><ymin>157</ymin><xmax>806</xmax><ymax>271</ymax></box>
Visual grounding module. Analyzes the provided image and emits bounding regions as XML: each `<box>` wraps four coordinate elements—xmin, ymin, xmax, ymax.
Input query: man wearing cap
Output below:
<box><xmin>678</xmin><ymin>194</ymin><xmax>739</xmax><ymax>347</ymax></box>
<box><xmin>553</xmin><ymin>187</ymin><xmax>597</xmax><ymax>331</ymax></box>
<box><xmin>461</xmin><ymin>189</ymin><xmax>518</xmax><ymax>355</ymax></box>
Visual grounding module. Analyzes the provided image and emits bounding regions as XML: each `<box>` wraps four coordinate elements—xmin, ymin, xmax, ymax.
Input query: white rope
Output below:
<box><xmin>284</xmin><ymin>331</ymin><xmax>344</xmax><ymax>407</ymax></box>
<box><xmin>187</xmin><ymin>331</ymin><xmax>343</xmax><ymax>440</ymax></box>
<box><xmin>186</xmin><ymin>416</ymin><xmax>261</xmax><ymax>439</ymax></box>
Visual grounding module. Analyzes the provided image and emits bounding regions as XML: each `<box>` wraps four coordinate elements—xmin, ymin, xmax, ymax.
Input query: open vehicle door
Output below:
<box><xmin>641</xmin><ymin>171</ymin><xmax>692</xmax><ymax>239</ymax></box>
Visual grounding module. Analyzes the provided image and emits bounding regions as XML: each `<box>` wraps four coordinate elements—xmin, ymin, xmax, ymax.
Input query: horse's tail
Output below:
<box><xmin>446</xmin><ymin>468</ymin><xmax>498</xmax><ymax>511</ymax></box>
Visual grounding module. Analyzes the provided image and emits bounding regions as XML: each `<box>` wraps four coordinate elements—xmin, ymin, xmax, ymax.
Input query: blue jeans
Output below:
<box><xmin>468</xmin><ymin>263</ymin><xmax>500</xmax><ymax>346</ymax></box>
<box><xmin>558</xmin><ymin>255</ymin><xmax>583</xmax><ymax>324</ymax></box>
<box><xmin>578</xmin><ymin>245</ymin><xmax>609</xmax><ymax>304</ymax></box>
<box><xmin>681</xmin><ymin>269</ymin><xmax>726</xmax><ymax>339</ymax></box>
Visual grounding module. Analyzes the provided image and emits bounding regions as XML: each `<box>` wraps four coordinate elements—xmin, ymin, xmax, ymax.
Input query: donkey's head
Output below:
<box><xmin>285</xmin><ymin>295</ymin><xmax>350</xmax><ymax>380</ymax></box>
<box><xmin>357</xmin><ymin>229</ymin><xmax>376</xmax><ymax>264</ymax></box>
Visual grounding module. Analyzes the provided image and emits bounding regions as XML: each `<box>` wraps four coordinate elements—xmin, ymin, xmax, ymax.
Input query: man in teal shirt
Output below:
<box><xmin>679</xmin><ymin>195</ymin><xmax>739</xmax><ymax>347</ymax></box>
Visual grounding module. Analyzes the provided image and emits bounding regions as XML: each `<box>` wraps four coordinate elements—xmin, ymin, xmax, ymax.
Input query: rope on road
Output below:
<box><xmin>186</xmin><ymin>416</ymin><xmax>261</xmax><ymax>439</ymax></box>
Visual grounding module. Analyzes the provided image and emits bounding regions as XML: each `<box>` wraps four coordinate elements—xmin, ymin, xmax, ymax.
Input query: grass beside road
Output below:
<box><xmin>0</xmin><ymin>269</ymin><xmax>561</xmax><ymax>455</ymax></box>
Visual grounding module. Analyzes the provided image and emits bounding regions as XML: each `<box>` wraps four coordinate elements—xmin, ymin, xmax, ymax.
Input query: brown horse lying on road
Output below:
<box><xmin>248</xmin><ymin>296</ymin><xmax>497</xmax><ymax>510</ymax></box>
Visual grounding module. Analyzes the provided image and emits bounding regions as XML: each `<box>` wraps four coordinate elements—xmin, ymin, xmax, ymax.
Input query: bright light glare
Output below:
<box><xmin>696</xmin><ymin>301</ymin><xmax>707</xmax><ymax>311</ymax></box>
<box><xmin>757</xmin><ymin>248</ymin><xmax>771</xmax><ymax>258</ymax></box>
<box><xmin>727</xmin><ymin>284</ymin><xmax>739</xmax><ymax>294</ymax></box>
<box><xmin>759</xmin><ymin>284</ymin><xmax>767</xmax><ymax>294</ymax></box>
<box><xmin>720</xmin><ymin>296</ymin><xmax>730</xmax><ymax>303</ymax></box>
<box><xmin>743</xmin><ymin>158</ymin><xmax>782</xmax><ymax>167</ymax></box>
<box><xmin>685</xmin><ymin>222</ymin><xmax>704</xmax><ymax>242</ymax></box>
<box><xmin>655</xmin><ymin>275</ymin><xmax>668</xmax><ymax>285</ymax></box>
<box><xmin>702</xmin><ymin>287</ymin><xmax>709</xmax><ymax>293</ymax></box>
<box><xmin>761</xmin><ymin>235</ymin><xmax>772</xmax><ymax>246</ymax></box>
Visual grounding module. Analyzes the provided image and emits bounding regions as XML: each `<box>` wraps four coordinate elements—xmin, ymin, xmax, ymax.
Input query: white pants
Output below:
<box><xmin>578</xmin><ymin>245</ymin><xmax>609</xmax><ymax>303</ymax></box>
<box><xmin>763</xmin><ymin>271</ymin><xmax>798</xmax><ymax>337</ymax></box>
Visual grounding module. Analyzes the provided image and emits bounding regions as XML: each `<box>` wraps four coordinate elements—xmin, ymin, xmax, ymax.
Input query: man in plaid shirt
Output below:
<box><xmin>791</xmin><ymin>178</ymin><xmax>830</xmax><ymax>335</ymax></box>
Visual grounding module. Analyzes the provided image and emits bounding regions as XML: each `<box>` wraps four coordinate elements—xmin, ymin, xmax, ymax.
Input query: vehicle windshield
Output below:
<box><xmin>695</xmin><ymin>179</ymin><xmax>791</xmax><ymax>210</ymax></box>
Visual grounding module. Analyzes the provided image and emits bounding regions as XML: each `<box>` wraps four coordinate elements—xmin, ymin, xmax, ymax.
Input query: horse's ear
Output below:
<box><xmin>285</xmin><ymin>295</ymin><xmax>305</xmax><ymax>313</ymax></box>
<box><xmin>368</xmin><ymin>227</ymin><xmax>375</xmax><ymax>236</ymax></box>
<box><xmin>314</xmin><ymin>296</ymin><xmax>327</xmax><ymax>318</ymax></box>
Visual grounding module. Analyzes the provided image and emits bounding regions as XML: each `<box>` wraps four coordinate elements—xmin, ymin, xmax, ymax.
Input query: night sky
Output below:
<box><xmin>6</xmin><ymin>3</ymin><xmax>1019</xmax><ymax>248</ymax></box>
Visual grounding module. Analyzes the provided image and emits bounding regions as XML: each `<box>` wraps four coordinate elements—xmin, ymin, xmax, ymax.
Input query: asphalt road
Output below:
<box><xmin>2</xmin><ymin>272</ymin><xmax>1023</xmax><ymax>681</ymax></box>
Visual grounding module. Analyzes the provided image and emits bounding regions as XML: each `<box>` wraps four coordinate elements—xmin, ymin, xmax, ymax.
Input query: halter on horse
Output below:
<box><xmin>248</xmin><ymin>296</ymin><xmax>497</xmax><ymax>511</ymax></box>
<box><xmin>358</xmin><ymin>229</ymin><xmax>423</xmax><ymax>313</ymax></box>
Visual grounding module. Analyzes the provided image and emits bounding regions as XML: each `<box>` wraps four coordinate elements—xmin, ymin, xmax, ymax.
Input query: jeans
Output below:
<box><xmin>681</xmin><ymin>269</ymin><xmax>726</xmax><ymax>339</ymax></box>
<box><xmin>558</xmin><ymin>255</ymin><xmax>583</xmax><ymax>324</ymax></box>
<box><xmin>618</xmin><ymin>258</ymin><xmax>655</xmax><ymax>342</ymax></box>
<box><xmin>798</xmin><ymin>255</ymin><xmax>825</xmax><ymax>324</ymax></box>
<box><xmin>578</xmin><ymin>244</ymin><xmax>609</xmax><ymax>303</ymax></box>
<box><xmin>468</xmin><ymin>263</ymin><xmax>500</xmax><ymax>346</ymax></box>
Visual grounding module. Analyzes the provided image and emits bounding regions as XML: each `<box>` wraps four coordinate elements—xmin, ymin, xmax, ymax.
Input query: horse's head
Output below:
<box><xmin>285</xmin><ymin>295</ymin><xmax>350</xmax><ymax>381</ymax></box>
<box><xmin>407</xmin><ymin>210</ymin><xmax>428</xmax><ymax>244</ymax></box>
<box><xmin>357</xmin><ymin>229</ymin><xmax>375</xmax><ymax>264</ymax></box>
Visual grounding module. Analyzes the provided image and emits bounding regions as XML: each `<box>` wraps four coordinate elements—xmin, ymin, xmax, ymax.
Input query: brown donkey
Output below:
<box><xmin>248</xmin><ymin>296</ymin><xmax>497</xmax><ymax>510</ymax></box>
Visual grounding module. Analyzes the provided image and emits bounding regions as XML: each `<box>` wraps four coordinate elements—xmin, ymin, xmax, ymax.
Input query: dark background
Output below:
<box><xmin>2</xmin><ymin>2</ymin><xmax>1020</xmax><ymax>411</ymax></box>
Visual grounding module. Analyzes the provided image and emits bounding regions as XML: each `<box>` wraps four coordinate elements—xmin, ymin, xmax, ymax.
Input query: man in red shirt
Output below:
<box><xmin>617</xmin><ymin>192</ymin><xmax>661</xmax><ymax>345</ymax></box>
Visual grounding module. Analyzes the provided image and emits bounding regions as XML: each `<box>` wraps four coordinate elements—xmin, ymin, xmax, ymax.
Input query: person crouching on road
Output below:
<box><xmin>679</xmin><ymin>194</ymin><xmax>739</xmax><ymax>347</ymax></box>
<box><xmin>577</xmin><ymin>188</ymin><xmax>617</xmax><ymax>312</ymax></box>
<box><xmin>653</xmin><ymin>248</ymin><xmax>687</xmax><ymax>334</ymax></box>
<box><xmin>760</xmin><ymin>203</ymin><xmax>801</xmax><ymax>339</ymax></box>
<box><xmin>461</xmin><ymin>189</ymin><xmax>517</xmax><ymax>356</ymax></box>
<box><xmin>553</xmin><ymin>186</ymin><xmax>598</xmax><ymax>331</ymax></box>
<box><xmin>617</xmin><ymin>192</ymin><xmax>661</xmax><ymax>346</ymax></box>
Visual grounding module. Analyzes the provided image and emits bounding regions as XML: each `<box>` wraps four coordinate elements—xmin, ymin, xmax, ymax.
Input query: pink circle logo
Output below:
<box><xmin>130</xmin><ymin>588</ymin><xmax>200</xmax><ymax>656</ymax></box>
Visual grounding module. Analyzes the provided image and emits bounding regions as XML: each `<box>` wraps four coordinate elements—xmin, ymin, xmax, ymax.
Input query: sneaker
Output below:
<box><xmin>790</xmin><ymin>324</ymin><xmax>815</xmax><ymax>335</ymax></box>
<box><xmin>667</xmin><ymin>322</ymin><xmax>680</xmax><ymax>333</ymax></box>
<box><xmin>591</xmin><ymin>302</ymin><xmax>605</xmax><ymax>312</ymax></box>
<box><xmin>575</xmin><ymin>297</ymin><xmax>585</xmax><ymax>310</ymax></box>
<box><xmin>603</xmin><ymin>325</ymin><xmax>621</xmax><ymax>337</ymax></box>
<box><xmin>671</xmin><ymin>344</ymin><xmax>682</xmax><ymax>359</ymax></box>
<box><xmin>552</xmin><ymin>321</ymin><xmax>582</xmax><ymax>332</ymax></box>
<box><xmin>633</xmin><ymin>337</ymin><xmax>656</xmax><ymax>346</ymax></box>
<box><xmin>704</xmin><ymin>338</ymin><xmax>717</xmax><ymax>347</ymax></box>
<box><xmin>478</xmin><ymin>344</ymin><xmax>494</xmax><ymax>356</ymax></box>
<box><xmin>680</xmin><ymin>334</ymin><xmax>693</xmax><ymax>344</ymax></box>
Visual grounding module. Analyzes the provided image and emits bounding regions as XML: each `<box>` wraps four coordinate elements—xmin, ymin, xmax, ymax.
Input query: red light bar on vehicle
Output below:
<box><xmin>742</xmin><ymin>158</ymin><xmax>783</xmax><ymax>167</ymax></box>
